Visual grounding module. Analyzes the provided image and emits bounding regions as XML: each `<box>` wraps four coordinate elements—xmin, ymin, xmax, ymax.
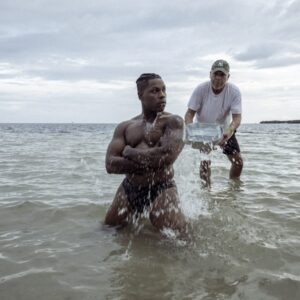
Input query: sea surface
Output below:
<box><xmin>0</xmin><ymin>123</ymin><xmax>299</xmax><ymax>300</ymax></box>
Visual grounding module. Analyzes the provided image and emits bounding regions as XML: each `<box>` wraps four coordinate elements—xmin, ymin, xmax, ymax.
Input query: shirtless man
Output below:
<box><xmin>104</xmin><ymin>73</ymin><xmax>188</xmax><ymax>237</ymax></box>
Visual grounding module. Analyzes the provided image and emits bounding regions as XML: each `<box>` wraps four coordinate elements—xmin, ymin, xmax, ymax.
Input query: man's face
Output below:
<box><xmin>139</xmin><ymin>78</ymin><xmax>166</xmax><ymax>112</ymax></box>
<box><xmin>210</xmin><ymin>71</ymin><xmax>229</xmax><ymax>91</ymax></box>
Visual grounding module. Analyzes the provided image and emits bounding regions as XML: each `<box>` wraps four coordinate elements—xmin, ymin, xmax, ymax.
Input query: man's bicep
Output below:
<box><xmin>107</xmin><ymin>138</ymin><xmax>125</xmax><ymax>158</ymax></box>
<box><xmin>188</xmin><ymin>85</ymin><xmax>203</xmax><ymax>111</ymax></box>
<box><xmin>231</xmin><ymin>91</ymin><xmax>242</xmax><ymax>114</ymax></box>
<box><xmin>161</xmin><ymin>116</ymin><xmax>184</xmax><ymax>152</ymax></box>
<box><xmin>169</xmin><ymin>115</ymin><xmax>184</xmax><ymax>137</ymax></box>
<box><xmin>106</xmin><ymin>124</ymin><xmax>127</xmax><ymax>158</ymax></box>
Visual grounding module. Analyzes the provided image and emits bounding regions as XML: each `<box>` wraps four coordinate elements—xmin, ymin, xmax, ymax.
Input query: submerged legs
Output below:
<box><xmin>227</xmin><ymin>153</ymin><xmax>243</xmax><ymax>179</ymax></box>
<box><xmin>200</xmin><ymin>160</ymin><xmax>211</xmax><ymax>187</ymax></box>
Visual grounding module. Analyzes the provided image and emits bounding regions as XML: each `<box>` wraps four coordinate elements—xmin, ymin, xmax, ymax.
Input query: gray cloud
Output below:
<box><xmin>233</xmin><ymin>41</ymin><xmax>300</xmax><ymax>68</ymax></box>
<box><xmin>2</xmin><ymin>1</ymin><xmax>299</xmax><ymax>71</ymax></box>
<box><xmin>0</xmin><ymin>0</ymin><xmax>300</xmax><ymax>122</ymax></box>
<box><xmin>230</xmin><ymin>1</ymin><xmax>300</xmax><ymax>68</ymax></box>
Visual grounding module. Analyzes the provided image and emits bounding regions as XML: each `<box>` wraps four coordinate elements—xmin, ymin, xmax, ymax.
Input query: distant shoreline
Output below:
<box><xmin>260</xmin><ymin>120</ymin><xmax>300</xmax><ymax>124</ymax></box>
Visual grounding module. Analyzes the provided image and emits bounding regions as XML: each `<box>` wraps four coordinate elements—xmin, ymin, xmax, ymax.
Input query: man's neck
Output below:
<box><xmin>211</xmin><ymin>86</ymin><xmax>225</xmax><ymax>95</ymax></box>
<box><xmin>142</xmin><ymin>111</ymin><xmax>161</xmax><ymax>123</ymax></box>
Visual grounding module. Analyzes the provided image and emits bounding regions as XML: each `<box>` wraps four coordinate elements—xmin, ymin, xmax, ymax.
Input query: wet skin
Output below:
<box><xmin>105</xmin><ymin>78</ymin><xmax>189</xmax><ymax>237</ymax></box>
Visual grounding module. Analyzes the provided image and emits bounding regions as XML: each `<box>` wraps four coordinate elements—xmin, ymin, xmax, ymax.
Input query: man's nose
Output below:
<box><xmin>158</xmin><ymin>90</ymin><xmax>166</xmax><ymax>97</ymax></box>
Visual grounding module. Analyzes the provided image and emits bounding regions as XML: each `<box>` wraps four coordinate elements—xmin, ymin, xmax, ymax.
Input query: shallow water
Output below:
<box><xmin>0</xmin><ymin>123</ymin><xmax>299</xmax><ymax>300</ymax></box>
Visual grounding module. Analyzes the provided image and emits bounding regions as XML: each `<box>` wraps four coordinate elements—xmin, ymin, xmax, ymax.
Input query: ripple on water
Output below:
<box><xmin>0</xmin><ymin>123</ymin><xmax>299</xmax><ymax>300</ymax></box>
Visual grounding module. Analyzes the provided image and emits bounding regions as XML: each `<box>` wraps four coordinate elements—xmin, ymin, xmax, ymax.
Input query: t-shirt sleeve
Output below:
<box><xmin>187</xmin><ymin>85</ymin><xmax>202</xmax><ymax>111</ymax></box>
<box><xmin>230</xmin><ymin>87</ymin><xmax>242</xmax><ymax>114</ymax></box>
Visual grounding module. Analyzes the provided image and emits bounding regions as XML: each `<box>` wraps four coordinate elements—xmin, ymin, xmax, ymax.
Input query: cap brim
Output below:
<box><xmin>212</xmin><ymin>67</ymin><xmax>229</xmax><ymax>75</ymax></box>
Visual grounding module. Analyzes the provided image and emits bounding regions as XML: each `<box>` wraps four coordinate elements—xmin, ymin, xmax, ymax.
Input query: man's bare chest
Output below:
<box><xmin>125</xmin><ymin>121</ymin><xmax>164</xmax><ymax>147</ymax></box>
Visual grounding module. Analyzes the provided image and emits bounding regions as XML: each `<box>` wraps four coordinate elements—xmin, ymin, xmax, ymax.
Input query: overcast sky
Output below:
<box><xmin>0</xmin><ymin>0</ymin><xmax>299</xmax><ymax>123</ymax></box>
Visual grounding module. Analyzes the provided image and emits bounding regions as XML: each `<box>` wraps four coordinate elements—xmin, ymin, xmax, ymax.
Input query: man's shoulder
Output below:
<box><xmin>195</xmin><ymin>81</ymin><xmax>210</xmax><ymax>91</ymax></box>
<box><xmin>163</xmin><ymin>112</ymin><xmax>183</xmax><ymax>120</ymax></box>
<box><xmin>115</xmin><ymin>116</ymin><xmax>141</xmax><ymax>131</ymax></box>
<box><xmin>227</xmin><ymin>82</ymin><xmax>241</xmax><ymax>95</ymax></box>
<box><xmin>121</xmin><ymin>114</ymin><xmax>142</xmax><ymax>124</ymax></box>
<box><xmin>131</xmin><ymin>114</ymin><xmax>143</xmax><ymax>121</ymax></box>
<box><xmin>163</xmin><ymin>112</ymin><xmax>184</xmax><ymax>128</ymax></box>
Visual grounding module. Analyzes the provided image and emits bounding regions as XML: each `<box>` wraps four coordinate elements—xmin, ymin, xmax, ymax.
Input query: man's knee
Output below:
<box><xmin>104</xmin><ymin>209</ymin><xmax>118</xmax><ymax>226</ymax></box>
<box><xmin>150</xmin><ymin>208</ymin><xmax>186</xmax><ymax>233</ymax></box>
<box><xmin>104</xmin><ymin>203</ymin><xmax>129</xmax><ymax>227</ymax></box>
<box><xmin>150</xmin><ymin>194</ymin><xmax>181</xmax><ymax>228</ymax></box>
<box><xmin>104</xmin><ymin>212</ymin><xmax>115</xmax><ymax>226</ymax></box>
<box><xmin>234</xmin><ymin>156</ymin><xmax>243</xmax><ymax>169</ymax></box>
<box><xmin>228</xmin><ymin>154</ymin><xmax>243</xmax><ymax>179</ymax></box>
<box><xmin>229</xmin><ymin>154</ymin><xmax>243</xmax><ymax>168</ymax></box>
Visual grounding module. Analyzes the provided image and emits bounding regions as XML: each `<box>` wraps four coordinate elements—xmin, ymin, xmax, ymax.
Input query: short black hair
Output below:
<box><xmin>136</xmin><ymin>73</ymin><xmax>161</xmax><ymax>95</ymax></box>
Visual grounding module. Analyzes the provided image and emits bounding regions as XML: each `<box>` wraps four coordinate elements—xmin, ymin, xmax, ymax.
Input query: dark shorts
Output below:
<box><xmin>222</xmin><ymin>132</ymin><xmax>241</xmax><ymax>155</ymax></box>
<box><xmin>122</xmin><ymin>178</ymin><xmax>176</xmax><ymax>213</ymax></box>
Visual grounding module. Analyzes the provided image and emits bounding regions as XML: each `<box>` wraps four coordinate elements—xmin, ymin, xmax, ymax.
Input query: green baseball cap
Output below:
<box><xmin>211</xmin><ymin>59</ymin><xmax>230</xmax><ymax>75</ymax></box>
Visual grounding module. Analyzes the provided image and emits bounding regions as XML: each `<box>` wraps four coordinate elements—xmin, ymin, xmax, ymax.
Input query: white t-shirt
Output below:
<box><xmin>187</xmin><ymin>81</ymin><xmax>242</xmax><ymax>127</ymax></box>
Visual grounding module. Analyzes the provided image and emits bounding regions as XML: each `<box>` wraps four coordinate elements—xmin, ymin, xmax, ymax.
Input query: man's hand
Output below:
<box><xmin>219</xmin><ymin>114</ymin><xmax>241</xmax><ymax>147</ymax></box>
<box><xmin>122</xmin><ymin>145</ymin><xmax>134</xmax><ymax>159</ymax></box>
<box><xmin>219</xmin><ymin>126</ymin><xmax>234</xmax><ymax>147</ymax></box>
<box><xmin>191</xmin><ymin>141</ymin><xmax>213</xmax><ymax>153</ymax></box>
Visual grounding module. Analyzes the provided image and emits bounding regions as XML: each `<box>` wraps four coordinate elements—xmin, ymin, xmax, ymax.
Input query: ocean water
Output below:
<box><xmin>0</xmin><ymin>123</ymin><xmax>299</xmax><ymax>300</ymax></box>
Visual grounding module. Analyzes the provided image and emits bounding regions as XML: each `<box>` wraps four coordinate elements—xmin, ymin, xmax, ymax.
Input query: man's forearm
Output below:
<box><xmin>184</xmin><ymin>110</ymin><xmax>195</xmax><ymax>124</ymax></box>
<box><xmin>229</xmin><ymin>115</ymin><xmax>242</xmax><ymax>131</ymax></box>
<box><xmin>124</xmin><ymin>142</ymin><xmax>183</xmax><ymax>168</ymax></box>
<box><xmin>222</xmin><ymin>115</ymin><xmax>242</xmax><ymax>142</ymax></box>
<box><xmin>106</xmin><ymin>156</ymin><xmax>145</xmax><ymax>174</ymax></box>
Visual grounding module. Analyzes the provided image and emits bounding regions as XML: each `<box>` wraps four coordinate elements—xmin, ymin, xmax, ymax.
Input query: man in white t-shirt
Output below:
<box><xmin>184</xmin><ymin>59</ymin><xmax>243</xmax><ymax>186</ymax></box>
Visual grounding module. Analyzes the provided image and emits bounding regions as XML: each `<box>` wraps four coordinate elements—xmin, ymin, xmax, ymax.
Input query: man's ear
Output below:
<box><xmin>137</xmin><ymin>91</ymin><xmax>143</xmax><ymax>100</ymax></box>
<box><xmin>227</xmin><ymin>74</ymin><xmax>230</xmax><ymax>80</ymax></box>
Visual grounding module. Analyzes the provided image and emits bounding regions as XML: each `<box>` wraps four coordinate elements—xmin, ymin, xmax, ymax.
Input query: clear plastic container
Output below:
<box><xmin>185</xmin><ymin>123</ymin><xmax>223</xmax><ymax>150</ymax></box>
